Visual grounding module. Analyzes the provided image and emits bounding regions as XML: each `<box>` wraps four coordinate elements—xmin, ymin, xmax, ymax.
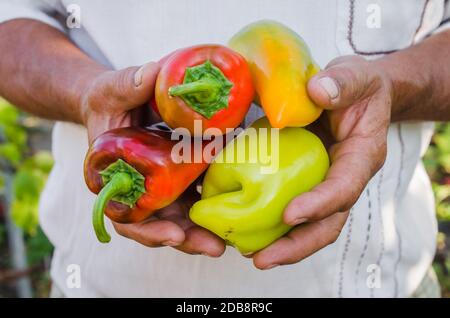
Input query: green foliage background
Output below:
<box><xmin>423</xmin><ymin>123</ymin><xmax>450</xmax><ymax>297</ymax></box>
<box><xmin>0</xmin><ymin>99</ymin><xmax>53</xmax><ymax>297</ymax></box>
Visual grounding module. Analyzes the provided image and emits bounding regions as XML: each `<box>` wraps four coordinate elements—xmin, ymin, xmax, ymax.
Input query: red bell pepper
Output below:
<box><xmin>84</xmin><ymin>126</ymin><xmax>211</xmax><ymax>243</ymax></box>
<box><xmin>154</xmin><ymin>44</ymin><xmax>254</xmax><ymax>135</ymax></box>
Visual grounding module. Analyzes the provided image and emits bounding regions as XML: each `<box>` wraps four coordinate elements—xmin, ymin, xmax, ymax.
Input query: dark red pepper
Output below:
<box><xmin>84</xmin><ymin>126</ymin><xmax>212</xmax><ymax>243</ymax></box>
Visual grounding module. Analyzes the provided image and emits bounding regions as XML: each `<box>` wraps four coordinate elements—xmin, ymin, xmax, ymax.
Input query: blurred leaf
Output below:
<box><xmin>22</xmin><ymin>151</ymin><xmax>54</xmax><ymax>174</ymax></box>
<box><xmin>0</xmin><ymin>172</ymin><xmax>5</xmax><ymax>194</ymax></box>
<box><xmin>2</xmin><ymin>124</ymin><xmax>27</xmax><ymax>149</ymax></box>
<box><xmin>12</xmin><ymin>168</ymin><xmax>43</xmax><ymax>202</ymax></box>
<box><xmin>11</xmin><ymin>200</ymin><xmax>39</xmax><ymax>235</ymax></box>
<box><xmin>26</xmin><ymin>227</ymin><xmax>53</xmax><ymax>266</ymax></box>
<box><xmin>0</xmin><ymin>142</ymin><xmax>22</xmax><ymax>165</ymax></box>
<box><xmin>435</xmin><ymin>129</ymin><xmax>450</xmax><ymax>153</ymax></box>
<box><xmin>439</xmin><ymin>153</ymin><xmax>450</xmax><ymax>173</ymax></box>
<box><xmin>10</xmin><ymin>151</ymin><xmax>54</xmax><ymax>234</ymax></box>
<box><xmin>437</xmin><ymin>202</ymin><xmax>450</xmax><ymax>222</ymax></box>
<box><xmin>0</xmin><ymin>98</ymin><xmax>20</xmax><ymax>126</ymax></box>
<box><xmin>433</xmin><ymin>183</ymin><xmax>450</xmax><ymax>203</ymax></box>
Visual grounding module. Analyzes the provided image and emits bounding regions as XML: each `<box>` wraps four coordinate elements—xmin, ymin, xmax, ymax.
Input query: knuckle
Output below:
<box><xmin>338</xmin><ymin>178</ymin><xmax>363</xmax><ymax>211</ymax></box>
<box><xmin>327</xmin><ymin>66</ymin><xmax>355</xmax><ymax>94</ymax></box>
<box><xmin>113</xmin><ymin>67</ymin><xmax>136</xmax><ymax>101</ymax></box>
<box><xmin>82</xmin><ymin>71</ymin><xmax>117</xmax><ymax>114</ymax></box>
<box><xmin>321</xmin><ymin>223</ymin><xmax>343</xmax><ymax>246</ymax></box>
<box><xmin>374</xmin><ymin>153</ymin><xmax>386</xmax><ymax>172</ymax></box>
<box><xmin>327</xmin><ymin>59</ymin><xmax>380</xmax><ymax>102</ymax></box>
<box><xmin>364</xmin><ymin>141</ymin><xmax>387</xmax><ymax>174</ymax></box>
<box><xmin>328</xmin><ymin>228</ymin><xmax>342</xmax><ymax>245</ymax></box>
<box><xmin>112</xmin><ymin>222</ymin><xmax>127</xmax><ymax>236</ymax></box>
<box><xmin>325</xmin><ymin>55</ymin><xmax>364</xmax><ymax>68</ymax></box>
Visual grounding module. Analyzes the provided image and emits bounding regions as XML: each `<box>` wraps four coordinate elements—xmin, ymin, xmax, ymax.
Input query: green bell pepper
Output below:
<box><xmin>189</xmin><ymin>117</ymin><xmax>329</xmax><ymax>254</ymax></box>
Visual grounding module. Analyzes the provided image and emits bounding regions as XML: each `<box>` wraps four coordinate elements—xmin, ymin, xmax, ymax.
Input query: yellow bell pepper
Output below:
<box><xmin>229</xmin><ymin>20</ymin><xmax>323</xmax><ymax>128</ymax></box>
<box><xmin>189</xmin><ymin>117</ymin><xmax>329</xmax><ymax>254</ymax></box>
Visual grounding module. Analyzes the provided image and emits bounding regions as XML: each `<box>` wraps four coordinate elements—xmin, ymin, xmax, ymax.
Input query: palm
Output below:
<box><xmin>113</xmin><ymin>184</ymin><xmax>226</xmax><ymax>257</ymax></box>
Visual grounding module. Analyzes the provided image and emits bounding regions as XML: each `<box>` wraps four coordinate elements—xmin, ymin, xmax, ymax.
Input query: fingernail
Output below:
<box><xmin>163</xmin><ymin>240</ymin><xmax>180</xmax><ymax>247</ymax></box>
<box><xmin>263</xmin><ymin>264</ymin><xmax>279</xmax><ymax>270</ymax></box>
<box><xmin>134</xmin><ymin>65</ymin><xmax>144</xmax><ymax>87</ymax></box>
<box><xmin>291</xmin><ymin>217</ymin><xmax>308</xmax><ymax>226</ymax></box>
<box><xmin>134</xmin><ymin>62</ymin><xmax>156</xmax><ymax>87</ymax></box>
<box><xmin>317</xmin><ymin>77</ymin><xmax>339</xmax><ymax>100</ymax></box>
<box><xmin>201</xmin><ymin>252</ymin><xmax>212</xmax><ymax>257</ymax></box>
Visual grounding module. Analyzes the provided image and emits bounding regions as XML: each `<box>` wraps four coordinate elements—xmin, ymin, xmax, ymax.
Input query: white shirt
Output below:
<box><xmin>1</xmin><ymin>0</ymin><xmax>448</xmax><ymax>297</ymax></box>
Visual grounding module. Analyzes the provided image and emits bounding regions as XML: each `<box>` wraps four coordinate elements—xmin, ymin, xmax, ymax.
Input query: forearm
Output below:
<box><xmin>374</xmin><ymin>29</ymin><xmax>450</xmax><ymax>122</ymax></box>
<box><xmin>0</xmin><ymin>19</ymin><xmax>107</xmax><ymax>124</ymax></box>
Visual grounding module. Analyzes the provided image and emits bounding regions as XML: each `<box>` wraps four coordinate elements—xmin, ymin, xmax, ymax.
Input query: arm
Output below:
<box><xmin>0</xmin><ymin>19</ymin><xmax>159</xmax><ymax>140</ymax></box>
<box><xmin>253</xmin><ymin>29</ymin><xmax>450</xmax><ymax>269</ymax></box>
<box><xmin>0</xmin><ymin>19</ymin><xmax>104</xmax><ymax>124</ymax></box>
<box><xmin>0</xmin><ymin>19</ymin><xmax>225</xmax><ymax>257</ymax></box>
<box><xmin>379</xmin><ymin>30</ymin><xmax>450</xmax><ymax>122</ymax></box>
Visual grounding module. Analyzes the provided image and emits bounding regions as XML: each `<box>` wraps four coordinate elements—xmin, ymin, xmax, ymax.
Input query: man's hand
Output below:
<box><xmin>253</xmin><ymin>56</ymin><xmax>392</xmax><ymax>269</ymax></box>
<box><xmin>80</xmin><ymin>63</ymin><xmax>226</xmax><ymax>257</ymax></box>
<box><xmin>113</xmin><ymin>185</ymin><xmax>225</xmax><ymax>256</ymax></box>
<box><xmin>80</xmin><ymin>62</ymin><xmax>159</xmax><ymax>142</ymax></box>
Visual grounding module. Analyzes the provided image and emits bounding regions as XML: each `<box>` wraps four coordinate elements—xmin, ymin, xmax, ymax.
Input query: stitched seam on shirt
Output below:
<box><xmin>347</xmin><ymin>0</ymin><xmax>429</xmax><ymax>56</ymax></box>
<box><xmin>393</xmin><ymin>123</ymin><xmax>405</xmax><ymax>297</ymax></box>
<box><xmin>338</xmin><ymin>209</ymin><xmax>355</xmax><ymax>298</ymax></box>
<box><xmin>439</xmin><ymin>17</ymin><xmax>450</xmax><ymax>26</ymax></box>
<box><xmin>371</xmin><ymin>167</ymin><xmax>385</xmax><ymax>298</ymax></box>
<box><xmin>354</xmin><ymin>188</ymin><xmax>373</xmax><ymax>296</ymax></box>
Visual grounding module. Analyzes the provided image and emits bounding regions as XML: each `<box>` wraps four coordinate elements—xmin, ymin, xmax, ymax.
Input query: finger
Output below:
<box><xmin>174</xmin><ymin>226</ymin><xmax>226</xmax><ymax>257</ymax></box>
<box><xmin>158</xmin><ymin>208</ymin><xmax>226</xmax><ymax>257</ymax></box>
<box><xmin>253</xmin><ymin>211</ymin><xmax>349</xmax><ymax>269</ymax></box>
<box><xmin>86</xmin><ymin>114</ymin><xmax>132</xmax><ymax>144</ymax></box>
<box><xmin>113</xmin><ymin>219</ymin><xmax>185</xmax><ymax>247</ymax></box>
<box><xmin>307</xmin><ymin>56</ymin><xmax>380</xmax><ymax>109</ymax></box>
<box><xmin>106</xmin><ymin>62</ymin><xmax>160</xmax><ymax>109</ymax></box>
<box><xmin>283</xmin><ymin>136</ymin><xmax>379</xmax><ymax>226</ymax></box>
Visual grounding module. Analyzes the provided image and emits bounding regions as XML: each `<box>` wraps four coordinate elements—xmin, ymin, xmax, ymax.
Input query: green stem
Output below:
<box><xmin>92</xmin><ymin>172</ymin><xmax>133</xmax><ymax>243</ymax></box>
<box><xmin>166</xmin><ymin>60</ymin><xmax>233</xmax><ymax>119</ymax></box>
<box><xmin>168</xmin><ymin>79</ymin><xmax>220</xmax><ymax>100</ymax></box>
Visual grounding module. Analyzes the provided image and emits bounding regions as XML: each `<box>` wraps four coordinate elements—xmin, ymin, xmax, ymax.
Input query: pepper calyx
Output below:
<box><xmin>99</xmin><ymin>159</ymin><xmax>145</xmax><ymax>207</ymax></box>
<box><xmin>92</xmin><ymin>159</ymin><xmax>145</xmax><ymax>243</ymax></box>
<box><xmin>168</xmin><ymin>60</ymin><xmax>233</xmax><ymax>119</ymax></box>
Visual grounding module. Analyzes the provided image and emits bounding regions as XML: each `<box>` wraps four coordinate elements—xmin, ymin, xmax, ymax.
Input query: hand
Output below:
<box><xmin>80</xmin><ymin>62</ymin><xmax>161</xmax><ymax>142</ymax></box>
<box><xmin>113</xmin><ymin>185</ymin><xmax>225</xmax><ymax>256</ymax></box>
<box><xmin>253</xmin><ymin>55</ymin><xmax>392</xmax><ymax>269</ymax></box>
<box><xmin>81</xmin><ymin>63</ymin><xmax>225</xmax><ymax>257</ymax></box>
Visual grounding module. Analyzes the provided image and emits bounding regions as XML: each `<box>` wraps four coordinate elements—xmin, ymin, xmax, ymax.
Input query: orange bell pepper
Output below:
<box><xmin>229</xmin><ymin>20</ymin><xmax>323</xmax><ymax>128</ymax></box>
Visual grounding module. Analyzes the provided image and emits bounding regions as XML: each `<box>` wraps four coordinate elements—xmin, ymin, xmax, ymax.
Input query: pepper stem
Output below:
<box><xmin>167</xmin><ymin>60</ymin><xmax>233</xmax><ymax>119</ymax></box>
<box><xmin>92</xmin><ymin>159</ymin><xmax>145</xmax><ymax>243</ymax></box>
<box><xmin>168</xmin><ymin>79</ymin><xmax>221</xmax><ymax>101</ymax></box>
<box><xmin>93</xmin><ymin>172</ymin><xmax>133</xmax><ymax>243</ymax></box>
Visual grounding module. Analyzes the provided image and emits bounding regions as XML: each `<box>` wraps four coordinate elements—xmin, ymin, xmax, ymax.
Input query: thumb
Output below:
<box><xmin>107</xmin><ymin>62</ymin><xmax>160</xmax><ymax>111</ymax></box>
<box><xmin>307</xmin><ymin>57</ymin><xmax>377</xmax><ymax>110</ymax></box>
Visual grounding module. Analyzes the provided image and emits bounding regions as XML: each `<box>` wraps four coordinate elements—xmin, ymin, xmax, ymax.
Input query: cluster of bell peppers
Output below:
<box><xmin>84</xmin><ymin>20</ymin><xmax>329</xmax><ymax>252</ymax></box>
